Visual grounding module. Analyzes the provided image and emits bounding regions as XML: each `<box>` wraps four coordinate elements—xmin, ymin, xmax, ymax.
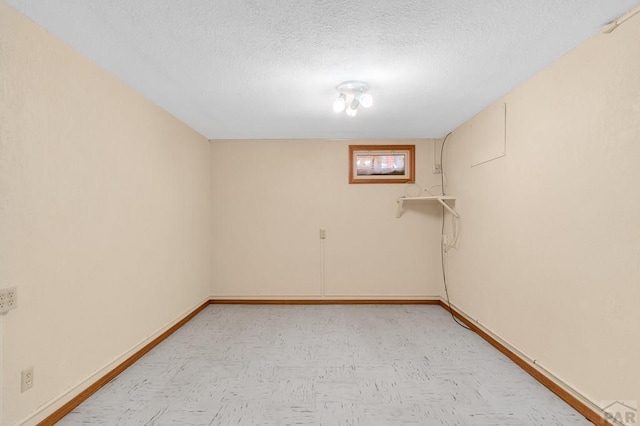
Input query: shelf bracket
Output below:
<box><xmin>436</xmin><ymin>198</ymin><xmax>460</xmax><ymax>218</ymax></box>
<box><xmin>395</xmin><ymin>196</ymin><xmax>460</xmax><ymax>219</ymax></box>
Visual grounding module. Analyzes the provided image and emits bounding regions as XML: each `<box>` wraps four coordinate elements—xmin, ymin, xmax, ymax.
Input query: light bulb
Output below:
<box><xmin>332</xmin><ymin>93</ymin><xmax>346</xmax><ymax>113</ymax></box>
<box><xmin>359</xmin><ymin>92</ymin><xmax>373</xmax><ymax>108</ymax></box>
<box><xmin>346</xmin><ymin>98</ymin><xmax>359</xmax><ymax>117</ymax></box>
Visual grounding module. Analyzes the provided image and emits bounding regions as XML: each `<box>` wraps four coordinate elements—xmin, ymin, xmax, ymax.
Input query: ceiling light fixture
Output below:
<box><xmin>333</xmin><ymin>81</ymin><xmax>373</xmax><ymax>117</ymax></box>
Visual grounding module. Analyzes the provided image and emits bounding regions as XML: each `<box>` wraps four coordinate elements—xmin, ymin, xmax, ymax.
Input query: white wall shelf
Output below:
<box><xmin>396</xmin><ymin>196</ymin><xmax>459</xmax><ymax>218</ymax></box>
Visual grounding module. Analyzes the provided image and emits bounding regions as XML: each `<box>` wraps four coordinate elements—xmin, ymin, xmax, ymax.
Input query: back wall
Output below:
<box><xmin>211</xmin><ymin>139</ymin><xmax>445</xmax><ymax>299</ymax></box>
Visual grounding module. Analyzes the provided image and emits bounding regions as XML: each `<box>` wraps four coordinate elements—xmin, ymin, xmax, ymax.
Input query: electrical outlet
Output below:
<box><xmin>21</xmin><ymin>367</ymin><xmax>34</xmax><ymax>393</ymax></box>
<box><xmin>319</xmin><ymin>229</ymin><xmax>327</xmax><ymax>240</ymax></box>
<box><xmin>0</xmin><ymin>287</ymin><xmax>17</xmax><ymax>314</ymax></box>
<box><xmin>433</xmin><ymin>140</ymin><xmax>442</xmax><ymax>174</ymax></box>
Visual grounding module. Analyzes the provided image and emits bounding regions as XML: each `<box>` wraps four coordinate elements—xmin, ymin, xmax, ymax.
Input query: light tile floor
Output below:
<box><xmin>58</xmin><ymin>305</ymin><xmax>592</xmax><ymax>425</ymax></box>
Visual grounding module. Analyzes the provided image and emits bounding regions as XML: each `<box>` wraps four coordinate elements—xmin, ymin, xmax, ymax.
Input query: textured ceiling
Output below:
<box><xmin>5</xmin><ymin>0</ymin><xmax>639</xmax><ymax>139</ymax></box>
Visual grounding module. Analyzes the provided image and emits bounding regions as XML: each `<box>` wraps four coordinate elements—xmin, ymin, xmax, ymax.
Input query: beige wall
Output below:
<box><xmin>5</xmin><ymin>0</ymin><xmax>639</xmax><ymax>423</ymax></box>
<box><xmin>211</xmin><ymin>139</ymin><xmax>445</xmax><ymax>299</ymax></box>
<box><xmin>445</xmin><ymin>15</ymin><xmax>640</xmax><ymax>411</ymax></box>
<box><xmin>0</xmin><ymin>3</ymin><xmax>212</xmax><ymax>425</ymax></box>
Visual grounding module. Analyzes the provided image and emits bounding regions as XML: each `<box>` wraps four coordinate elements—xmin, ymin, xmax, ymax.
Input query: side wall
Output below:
<box><xmin>211</xmin><ymin>139</ymin><xmax>445</xmax><ymax>299</ymax></box>
<box><xmin>445</xmin><ymin>16</ymin><xmax>640</xmax><ymax>410</ymax></box>
<box><xmin>0</xmin><ymin>4</ymin><xmax>212</xmax><ymax>425</ymax></box>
